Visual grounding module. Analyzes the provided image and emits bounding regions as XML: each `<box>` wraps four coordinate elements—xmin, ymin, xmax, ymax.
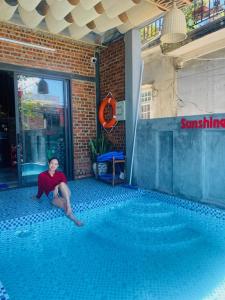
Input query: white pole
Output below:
<box><xmin>129</xmin><ymin>60</ymin><xmax>144</xmax><ymax>185</ymax></box>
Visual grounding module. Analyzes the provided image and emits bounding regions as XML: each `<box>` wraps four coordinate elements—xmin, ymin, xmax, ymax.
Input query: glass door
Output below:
<box><xmin>16</xmin><ymin>74</ymin><xmax>68</xmax><ymax>184</ymax></box>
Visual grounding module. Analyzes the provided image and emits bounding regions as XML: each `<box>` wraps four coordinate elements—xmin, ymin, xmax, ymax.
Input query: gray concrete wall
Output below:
<box><xmin>133</xmin><ymin>114</ymin><xmax>225</xmax><ymax>205</ymax></box>
<box><xmin>135</xmin><ymin>48</ymin><xmax>225</xmax><ymax>204</ymax></box>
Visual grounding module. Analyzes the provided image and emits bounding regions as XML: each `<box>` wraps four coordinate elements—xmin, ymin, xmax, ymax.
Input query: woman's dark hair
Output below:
<box><xmin>48</xmin><ymin>157</ymin><xmax>59</xmax><ymax>164</ymax></box>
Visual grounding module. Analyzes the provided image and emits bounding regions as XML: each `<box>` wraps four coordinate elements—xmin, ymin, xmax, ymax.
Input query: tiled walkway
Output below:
<box><xmin>0</xmin><ymin>178</ymin><xmax>139</xmax><ymax>223</ymax></box>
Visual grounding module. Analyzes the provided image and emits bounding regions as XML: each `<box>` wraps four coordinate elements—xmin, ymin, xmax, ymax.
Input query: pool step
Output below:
<box><xmin>130</xmin><ymin>201</ymin><xmax>162</xmax><ymax>208</ymax></box>
<box><xmin>105</xmin><ymin>218</ymin><xmax>187</xmax><ymax>235</ymax></box>
<box><xmin>97</xmin><ymin>220</ymin><xmax>198</xmax><ymax>243</ymax></box>
<box><xmin>89</xmin><ymin>215</ymin><xmax>202</xmax><ymax>253</ymax></box>
<box><xmin>88</xmin><ymin>198</ymin><xmax>203</xmax><ymax>252</ymax></box>
<box><xmin>125</xmin><ymin>202</ymin><xmax>170</xmax><ymax>214</ymax></box>
<box><xmin>134</xmin><ymin>195</ymin><xmax>163</xmax><ymax>205</ymax></box>
<box><xmin>89</xmin><ymin>228</ymin><xmax>202</xmax><ymax>253</ymax></box>
<box><xmin>115</xmin><ymin>209</ymin><xmax>179</xmax><ymax>228</ymax></box>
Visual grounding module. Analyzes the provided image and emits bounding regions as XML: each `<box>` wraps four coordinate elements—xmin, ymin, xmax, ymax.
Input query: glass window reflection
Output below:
<box><xmin>17</xmin><ymin>75</ymin><xmax>66</xmax><ymax>183</ymax></box>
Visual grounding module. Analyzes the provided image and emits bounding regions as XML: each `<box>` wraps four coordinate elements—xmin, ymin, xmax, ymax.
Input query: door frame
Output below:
<box><xmin>0</xmin><ymin>66</ymin><xmax>74</xmax><ymax>187</ymax></box>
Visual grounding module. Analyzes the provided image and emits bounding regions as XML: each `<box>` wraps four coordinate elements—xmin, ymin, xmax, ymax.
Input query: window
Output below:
<box><xmin>140</xmin><ymin>84</ymin><xmax>152</xmax><ymax>119</ymax></box>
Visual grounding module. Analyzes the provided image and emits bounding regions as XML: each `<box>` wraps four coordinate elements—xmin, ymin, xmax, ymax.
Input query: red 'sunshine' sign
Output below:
<box><xmin>181</xmin><ymin>117</ymin><xmax>225</xmax><ymax>129</ymax></box>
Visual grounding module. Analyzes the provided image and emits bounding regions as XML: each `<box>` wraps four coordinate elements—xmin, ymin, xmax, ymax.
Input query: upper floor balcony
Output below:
<box><xmin>141</xmin><ymin>1</ymin><xmax>225</xmax><ymax>47</ymax></box>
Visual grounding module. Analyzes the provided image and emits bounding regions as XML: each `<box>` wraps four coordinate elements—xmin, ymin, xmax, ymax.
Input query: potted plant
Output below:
<box><xmin>89</xmin><ymin>133</ymin><xmax>111</xmax><ymax>176</ymax></box>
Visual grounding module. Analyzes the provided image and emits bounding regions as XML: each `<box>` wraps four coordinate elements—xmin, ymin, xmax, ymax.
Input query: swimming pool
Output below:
<box><xmin>1</xmin><ymin>192</ymin><xmax>225</xmax><ymax>300</ymax></box>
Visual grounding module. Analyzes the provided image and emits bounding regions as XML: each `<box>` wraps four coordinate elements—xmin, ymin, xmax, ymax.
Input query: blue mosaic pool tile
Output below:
<box><xmin>2</xmin><ymin>180</ymin><xmax>225</xmax><ymax>299</ymax></box>
<box><xmin>0</xmin><ymin>281</ymin><xmax>9</xmax><ymax>300</ymax></box>
<box><xmin>2</xmin><ymin>188</ymin><xmax>225</xmax><ymax>300</ymax></box>
<box><xmin>0</xmin><ymin>179</ymin><xmax>141</xmax><ymax>230</ymax></box>
<box><xmin>1</xmin><ymin>178</ymin><xmax>225</xmax><ymax>229</ymax></box>
<box><xmin>0</xmin><ymin>179</ymin><xmax>141</xmax><ymax>222</ymax></box>
<box><xmin>140</xmin><ymin>190</ymin><xmax>225</xmax><ymax>221</ymax></box>
<box><xmin>2</xmin><ymin>179</ymin><xmax>225</xmax><ymax>300</ymax></box>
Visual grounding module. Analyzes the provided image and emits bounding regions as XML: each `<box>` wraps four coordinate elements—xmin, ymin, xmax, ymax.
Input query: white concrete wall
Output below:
<box><xmin>177</xmin><ymin>49</ymin><xmax>225</xmax><ymax>116</ymax></box>
<box><xmin>142</xmin><ymin>53</ymin><xmax>177</xmax><ymax>118</ymax></box>
<box><xmin>142</xmin><ymin>48</ymin><xmax>225</xmax><ymax>118</ymax></box>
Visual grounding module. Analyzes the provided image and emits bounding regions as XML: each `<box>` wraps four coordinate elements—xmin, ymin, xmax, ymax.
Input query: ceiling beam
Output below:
<box><xmin>146</xmin><ymin>0</ymin><xmax>191</xmax><ymax>11</ymax></box>
<box><xmin>181</xmin><ymin>0</ymin><xmax>192</xmax><ymax>4</ymax></box>
<box><xmin>167</xmin><ymin>28</ymin><xmax>225</xmax><ymax>64</ymax></box>
<box><xmin>145</xmin><ymin>0</ymin><xmax>169</xmax><ymax>11</ymax></box>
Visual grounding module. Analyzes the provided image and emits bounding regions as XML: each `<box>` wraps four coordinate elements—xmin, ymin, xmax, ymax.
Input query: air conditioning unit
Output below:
<box><xmin>116</xmin><ymin>100</ymin><xmax>126</xmax><ymax>121</ymax></box>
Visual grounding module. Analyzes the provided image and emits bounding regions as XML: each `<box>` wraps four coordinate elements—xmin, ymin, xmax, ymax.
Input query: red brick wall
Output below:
<box><xmin>71</xmin><ymin>80</ymin><xmax>96</xmax><ymax>178</ymax></box>
<box><xmin>99</xmin><ymin>38</ymin><xmax>125</xmax><ymax>152</ymax></box>
<box><xmin>0</xmin><ymin>22</ymin><xmax>97</xmax><ymax>179</ymax></box>
<box><xmin>0</xmin><ymin>23</ymin><xmax>95</xmax><ymax>76</ymax></box>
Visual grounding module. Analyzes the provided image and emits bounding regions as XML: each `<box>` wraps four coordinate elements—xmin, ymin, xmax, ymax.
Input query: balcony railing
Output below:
<box><xmin>141</xmin><ymin>1</ymin><xmax>225</xmax><ymax>46</ymax></box>
<box><xmin>193</xmin><ymin>0</ymin><xmax>225</xmax><ymax>25</ymax></box>
<box><xmin>141</xmin><ymin>17</ymin><xmax>163</xmax><ymax>45</ymax></box>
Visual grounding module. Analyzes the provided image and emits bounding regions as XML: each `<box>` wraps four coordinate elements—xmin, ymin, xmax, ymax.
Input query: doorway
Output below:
<box><xmin>0</xmin><ymin>70</ymin><xmax>72</xmax><ymax>188</ymax></box>
<box><xmin>0</xmin><ymin>71</ymin><xmax>17</xmax><ymax>187</ymax></box>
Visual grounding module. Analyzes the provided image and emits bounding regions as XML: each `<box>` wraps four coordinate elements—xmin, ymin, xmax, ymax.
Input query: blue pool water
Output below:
<box><xmin>1</xmin><ymin>193</ymin><xmax>225</xmax><ymax>299</ymax></box>
<box><xmin>21</xmin><ymin>163</ymin><xmax>47</xmax><ymax>176</ymax></box>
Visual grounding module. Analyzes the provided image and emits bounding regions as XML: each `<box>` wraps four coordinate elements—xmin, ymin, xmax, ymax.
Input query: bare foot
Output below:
<box><xmin>66</xmin><ymin>211</ymin><xmax>84</xmax><ymax>227</ymax></box>
<box><xmin>74</xmin><ymin>219</ymin><xmax>84</xmax><ymax>227</ymax></box>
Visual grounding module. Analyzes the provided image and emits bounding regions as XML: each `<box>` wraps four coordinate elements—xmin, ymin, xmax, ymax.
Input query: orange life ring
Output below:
<box><xmin>99</xmin><ymin>95</ymin><xmax>117</xmax><ymax>129</ymax></box>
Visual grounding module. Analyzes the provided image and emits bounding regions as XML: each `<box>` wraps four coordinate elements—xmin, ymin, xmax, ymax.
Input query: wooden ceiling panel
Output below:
<box><xmin>153</xmin><ymin>0</ymin><xmax>192</xmax><ymax>11</ymax></box>
<box><xmin>0</xmin><ymin>0</ymin><xmax>192</xmax><ymax>44</ymax></box>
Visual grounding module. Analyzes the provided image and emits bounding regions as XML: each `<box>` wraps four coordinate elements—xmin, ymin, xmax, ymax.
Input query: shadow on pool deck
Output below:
<box><xmin>0</xmin><ymin>178</ymin><xmax>139</xmax><ymax>222</ymax></box>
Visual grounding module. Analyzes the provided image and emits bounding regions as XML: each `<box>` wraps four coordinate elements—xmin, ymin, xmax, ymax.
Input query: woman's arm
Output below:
<box><xmin>36</xmin><ymin>174</ymin><xmax>44</xmax><ymax>199</ymax></box>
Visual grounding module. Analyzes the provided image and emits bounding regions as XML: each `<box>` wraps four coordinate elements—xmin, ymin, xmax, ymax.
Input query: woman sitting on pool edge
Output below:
<box><xmin>34</xmin><ymin>157</ymin><xmax>83</xmax><ymax>227</ymax></box>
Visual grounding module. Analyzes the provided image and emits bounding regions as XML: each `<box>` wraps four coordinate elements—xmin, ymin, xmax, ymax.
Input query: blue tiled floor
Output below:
<box><xmin>0</xmin><ymin>178</ymin><xmax>139</xmax><ymax>223</ymax></box>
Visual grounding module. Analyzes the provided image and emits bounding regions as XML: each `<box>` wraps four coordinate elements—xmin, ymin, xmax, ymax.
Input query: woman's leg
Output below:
<box><xmin>51</xmin><ymin>195</ymin><xmax>66</xmax><ymax>210</ymax></box>
<box><xmin>56</xmin><ymin>182</ymin><xmax>83</xmax><ymax>226</ymax></box>
<box><xmin>52</xmin><ymin>195</ymin><xmax>82</xmax><ymax>226</ymax></box>
<box><xmin>58</xmin><ymin>182</ymin><xmax>72</xmax><ymax>213</ymax></box>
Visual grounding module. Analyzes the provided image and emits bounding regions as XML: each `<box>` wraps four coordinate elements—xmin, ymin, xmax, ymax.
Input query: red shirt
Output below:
<box><xmin>36</xmin><ymin>170</ymin><xmax>67</xmax><ymax>198</ymax></box>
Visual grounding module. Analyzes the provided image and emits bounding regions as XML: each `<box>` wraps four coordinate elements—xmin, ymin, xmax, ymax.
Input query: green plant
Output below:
<box><xmin>183</xmin><ymin>0</ymin><xmax>208</xmax><ymax>31</ymax></box>
<box><xmin>89</xmin><ymin>134</ymin><xmax>111</xmax><ymax>162</ymax></box>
